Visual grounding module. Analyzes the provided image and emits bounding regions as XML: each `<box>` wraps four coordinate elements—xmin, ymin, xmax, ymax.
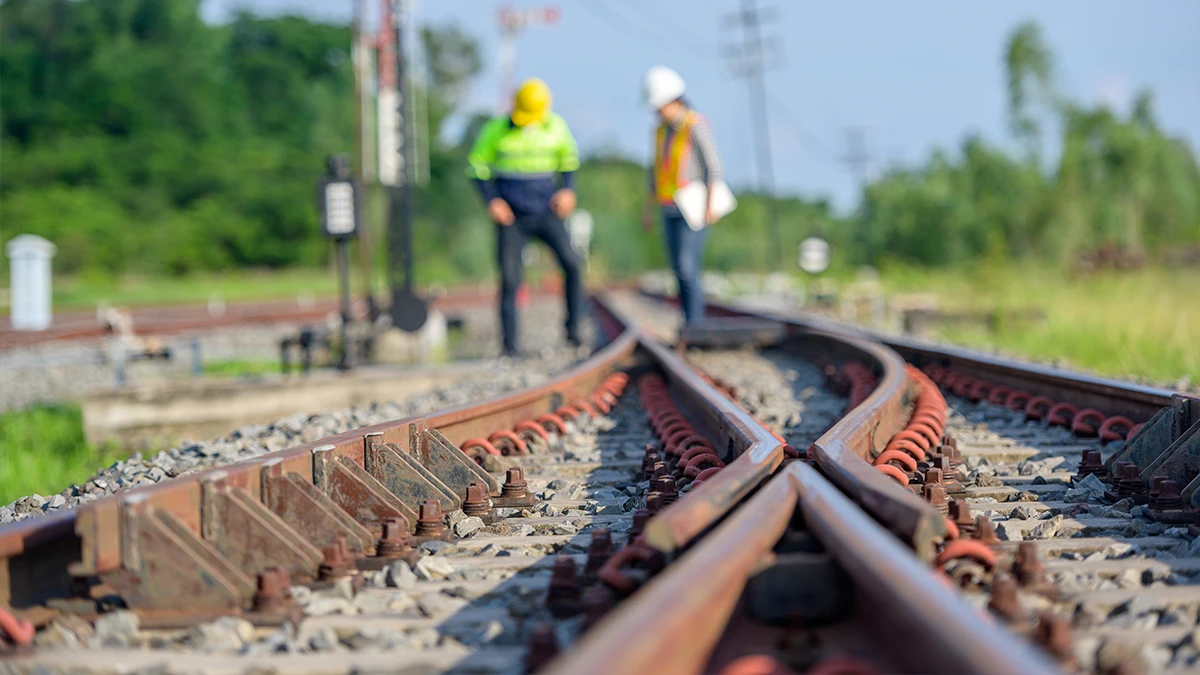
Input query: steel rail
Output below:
<box><xmin>701</xmin><ymin>297</ymin><xmax>1177</xmax><ymax>420</ymax></box>
<box><xmin>598</xmin><ymin>293</ymin><xmax>785</xmax><ymax>555</ymax></box>
<box><xmin>783</xmin><ymin>460</ymin><xmax>1060</xmax><ymax>675</ymax></box>
<box><xmin>546</xmin><ymin>315</ymin><xmax>1054</xmax><ymax>673</ymax></box>
<box><xmin>0</xmin><ymin>308</ymin><xmax>639</xmax><ymax>609</ymax></box>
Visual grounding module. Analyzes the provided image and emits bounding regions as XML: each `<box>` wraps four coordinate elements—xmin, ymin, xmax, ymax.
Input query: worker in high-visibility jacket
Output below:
<box><xmin>641</xmin><ymin>66</ymin><xmax>725</xmax><ymax>325</ymax></box>
<box><xmin>468</xmin><ymin>78</ymin><xmax>583</xmax><ymax>356</ymax></box>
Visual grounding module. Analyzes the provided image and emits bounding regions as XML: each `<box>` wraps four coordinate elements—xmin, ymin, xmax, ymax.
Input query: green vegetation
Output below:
<box><xmin>203</xmin><ymin>358</ymin><xmax>281</xmax><ymax>377</ymax></box>
<box><xmin>873</xmin><ymin>264</ymin><xmax>1200</xmax><ymax>385</ymax></box>
<box><xmin>1</xmin><ymin>5</ymin><xmax>1195</xmax><ymax>383</ymax></box>
<box><xmin>0</xmin><ymin>405</ymin><xmax>127</xmax><ymax>504</ymax></box>
<box><xmin>49</xmin><ymin>267</ymin><xmax>338</xmax><ymax>310</ymax></box>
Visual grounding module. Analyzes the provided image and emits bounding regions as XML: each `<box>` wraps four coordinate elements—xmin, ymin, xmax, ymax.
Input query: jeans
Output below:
<box><xmin>662</xmin><ymin>209</ymin><xmax>710</xmax><ymax>324</ymax></box>
<box><xmin>497</xmin><ymin>212</ymin><xmax>584</xmax><ymax>353</ymax></box>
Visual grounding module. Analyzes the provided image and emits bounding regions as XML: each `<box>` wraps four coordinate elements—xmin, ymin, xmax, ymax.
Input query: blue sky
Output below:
<box><xmin>204</xmin><ymin>1</ymin><xmax>1200</xmax><ymax>211</ymax></box>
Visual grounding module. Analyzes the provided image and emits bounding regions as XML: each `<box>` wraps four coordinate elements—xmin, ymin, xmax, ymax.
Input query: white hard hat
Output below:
<box><xmin>643</xmin><ymin>66</ymin><xmax>686</xmax><ymax>111</ymax></box>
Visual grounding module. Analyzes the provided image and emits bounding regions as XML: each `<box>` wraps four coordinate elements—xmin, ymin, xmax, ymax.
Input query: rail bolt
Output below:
<box><xmin>987</xmin><ymin>575</ymin><xmax>1023</xmax><ymax>623</ymax></box>
<box><xmin>1155</xmin><ymin>479</ymin><xmax>1185</xmax><ymax>510</ymax></box>
<box><xmin>415</xmin><ymin>500</ymin><xmax>449</xmax><ymax>537</ymax></box>
<box><xmin>948</xmin><ymin>500</ymin><xmax>975</xmax><ymax>538</ymax></box>
<box><xmin>546</xmin><ymin>556</ymin><xmax>582</xmax><ymax>617</ymax></box>
<box><xmin>318</xmin><ymin>535</ymin><xmax>353</xmax><ymax>580</ymax></box>
<box><xmin>1012</xmin><ymin>541</ymin><xmax>1045</xmax><ymax>587</ymax></box>
<box><xmin>923</xmin><ymin>483</ymin><xmax>949</xmax><ymax>515</ymax></box>
<box><xmin>501</xmin><ymin>467</ymin><xmax>530</xmax><ymax>499</ymax></box>
<box><xmin>524</xmin><ymin>623</ymin><xmax>559</xmax><ymax>674</ymax></box>
<box><xmin>973</xmin><ymin>516</ymin><xmax>1001</xmax><ymax>546</ymax></box>
<box><xmin>375</xmin><ymin>517</ymin><xmax>411</xmax><ymax>557</ymax></box>
<box><xmin>462</xmin><ymin>482</ymin><xmax>493</xmax><ymax>518</ymax></box>
<box><xmin>253</xmin><ymin>566</ymin><xmax>292</xmax><ymax>613</ymax></box>
<box><xmin>629</xmin><ymin>508</ymin><xmax>651</xmax><ymax>539</ymax></box>
<box><xmin>584</xmin><ymin>528</ymin><xmax>614</xmax><ymax>579</ymax></box>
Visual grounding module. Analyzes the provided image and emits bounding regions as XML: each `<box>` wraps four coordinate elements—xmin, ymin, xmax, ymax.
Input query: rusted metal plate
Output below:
<box><xmin>200</xmin><ymin>473</ymin><xmax>322</xmax><ymax>579</ymax></box>
<box><xmin>416</xmin><ymin>426</ymin><xmax>501</xmax><ymax>496</ymax></box>
<box><xmin>544</xmin><ymin>466</ymin><xmax>796</xmax><ymax>675</ymax></box>
<box><xmin>784</xmin><ymin>461</ymin><xmax>1059</xmax><ymax>675</ymax></box>
<box><xmin>101</xmin><ymin>497</ymin><xmax>252</xmax><ymax>612</ymax></box>
<box><xmin>313</xmin><ymin>446</ymin><xmax>417</xmax><ymax>534</ymax></box>
<box><xmin>678</xmin><ymin>317</ymin><xmax>786</xmax><ymax>349</ymax></box>
<box><xmin>261</xmin><ymin>460</ymin><xmax>374</xmax><ymax>553</ymax></box>
<box><xmin>366</xmin><ymin>440</ymin><xmax>459</xmax><ymax>512</ymax></box>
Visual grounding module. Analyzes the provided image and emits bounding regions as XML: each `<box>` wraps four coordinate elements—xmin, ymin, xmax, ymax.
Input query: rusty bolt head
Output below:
<box><xmin>546</xmin><ymin>556</ymin><xmax>582</xmax><ymax>617</ymax></box>
<box><xmin>987</xmin><ymin>575</ymin><xmax>1023</xmax><ymax>622</ymax></box>
<box><xmin>973</xmin><ymin>516</ymin><xmax>1000</xmax><ymax>546</ymax></box>
<box><xmin>630</xmin><ymin>508</ymin><xmax>651</xmax><ymax>538</ymax></box>
<box><xmin>1013</xmin><ymin>541</ymin><xmax>1045</xmax><ymax>586</ymax></box>
<box><xmin>646</xmin><ymin>492</ymin><xmax>664</xmax><ymax>514</ymax></box>
<box><xmin>948</xmin><ymin>500</ymin><xmax>975</xmax><ymax>536</ymax></box>
<box><xmin>585</xmin><ymin>528</ymin><xmax>614</xmax><ymax>577</ymax></box>
<box><xmin>524</xmin><ymin>623</ymin><xmax>559</xmax><ymax>674</ymax></box>
<box><xmin>1033</xmin><ymin>613</ymin><xmax>1077</xmax><ymax>667</ymax></box>
<box><xmin>655</xmin><ymin>476</ymin><xmax>678</xmax><ymax>504</ymax></box>
<box><xmin>318</xmin><ymin>541</ymin><xmax>352</xmax><ymax>580</ymax></box>
<box><xmin>253</xmin><ymin>566</ymin><xmax>290</xmax><ymax>613</ymax></box>
<box><xmin>651</xmin><ymin>462</ymin><xmax>668</xmax><ymax>481</ymax></box>
<box><xmin>1148</xmin><ymin>475</ymin><xmax>1168</xmax><ymax>505</ymax></box>
<box><xmin>502</xmin><ymin>467</ymin><xmax>529</xmax><ymax>499</ymax></box>
<box><xmin>463</xmin><ymin>482</ymin><xmax>492</xmax><ymax>517</ymax></box>
<box><xmin>415</xmin><ymin>500</ymin><xmax>449</xmax><ymax>537</ymax></box>
<box><xmin>923</xmin><ymin>483</ymin><xmax>949</xmax><ymax>515</ymax></box>
<box><xmin>1156</xmin><ymin>479</ymin><xmax>1185</xmax><ymax>510</ymax></box>
<box><xmin>925</xmin><ymin>467</ymin><xmax>944</xmax><ymax>485</ymax></box>
<box><xmin>376</xmin><ymin>517</ymin><xmax>411</xmax><ymax>557</ymax></box>
<box><xmin>1116</xmin><ymin>464</ymin><xmax>1147</xmax><ymax>496</ymax></box>
<box><xmin>641</xmin><ymin>453</ymin><xmax>660</xmax><ymax>478</ymax></box>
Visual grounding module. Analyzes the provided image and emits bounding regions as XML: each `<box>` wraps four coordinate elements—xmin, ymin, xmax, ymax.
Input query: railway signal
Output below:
<box><xmin>318</xmin><ymin>154</ymin><xmax>361</xmax><ymax>369</ymax></box>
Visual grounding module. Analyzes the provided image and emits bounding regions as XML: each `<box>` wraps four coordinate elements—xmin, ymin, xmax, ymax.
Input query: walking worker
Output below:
<box><xmin>641</xmin><ymin>65</ymin><xmax>729</xmax><ymax>326</ymax></box>
<box><xmin>467</xmin><ymin>78</ymin><xmax>584</xmax><ymax>356</ymax></box>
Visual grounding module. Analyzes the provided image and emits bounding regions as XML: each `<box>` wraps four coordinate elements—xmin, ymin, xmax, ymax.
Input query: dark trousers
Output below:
<box><xmin>662</xmin><ymin>209</ymin><xmax>710</xmax><ymax>324</ymax></box>
<box><xmin>497</xmin><ymin>212</ymin><xmax>584</xmax><ymax>352</ymax></box>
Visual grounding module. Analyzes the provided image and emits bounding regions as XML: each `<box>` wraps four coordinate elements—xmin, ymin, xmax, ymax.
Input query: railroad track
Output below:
<box><xmin>0</xmin><ymin>290</ymin><xmax>1194</xmax><ymax>674</ymax></box>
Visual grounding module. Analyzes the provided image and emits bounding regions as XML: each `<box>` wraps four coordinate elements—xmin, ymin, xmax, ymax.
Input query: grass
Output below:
<box><xmin>0</xmin><ymin>404</ymin><xmax>128</xmax><ymax>505</ymax></box>
<box><xmin>865</xmin><ymin>263</ymin><xmax>1200</xmax><ymax>385</ymax></box>
<box><xmin>33</xmin><ymin>267</ymin><xmax>341</xmax><ymax>312</ymax></box>
<box><xmin>203</xmin><ymin>358</ymin><xmax>282</xmax><ymax>378</ymax></box>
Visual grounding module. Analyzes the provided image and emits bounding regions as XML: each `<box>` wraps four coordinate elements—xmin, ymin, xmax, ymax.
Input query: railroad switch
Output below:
<box><xmin>745</xmin><ymin>550</ymin><xmax>851</xmax><ymax>625</ymax></box>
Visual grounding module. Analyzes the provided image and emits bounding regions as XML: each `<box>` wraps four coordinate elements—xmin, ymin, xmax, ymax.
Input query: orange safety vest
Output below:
<box><xmin>653</xmin><ymin>111</ymin><xmax>698</xmax><ymax>205</ymax></box>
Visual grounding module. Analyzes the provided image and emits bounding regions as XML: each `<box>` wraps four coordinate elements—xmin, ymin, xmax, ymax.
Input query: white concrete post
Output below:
<box><xmin>5</xmin><ymin>234</ymin><xmax>57</xmax><ymax>331</ymax></box>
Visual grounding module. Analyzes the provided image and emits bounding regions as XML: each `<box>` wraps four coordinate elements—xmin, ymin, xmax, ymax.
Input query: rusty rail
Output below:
<box><xmin>548</xmin><ymin>296</ymin><xmax>1056</xmax><ymax>673</ymax></box>
<box><xmin>599</xmin><ymin>294</ymin><xmax>785</xmax><ymax>555</ymax></box>
<box><xmin>0</xmin><ymin>309</ymin><xmax>638</xmax><ymax>611</ymax></box>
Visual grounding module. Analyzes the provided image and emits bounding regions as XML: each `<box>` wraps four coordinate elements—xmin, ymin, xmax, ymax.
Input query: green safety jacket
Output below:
<box><xmin>467</xmin><ymin>113</ymin><xmax>580</xmax><ymax>216</ymax></box>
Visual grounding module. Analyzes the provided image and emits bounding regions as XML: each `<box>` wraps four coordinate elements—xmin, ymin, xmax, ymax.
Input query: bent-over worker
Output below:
<box><xmin>467</xmin><ymin>78</ymin><xmax>584</xmax><ymax>356</ymax></box>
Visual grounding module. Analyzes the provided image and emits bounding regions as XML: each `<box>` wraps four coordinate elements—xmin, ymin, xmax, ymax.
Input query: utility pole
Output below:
<box><xmin>351</xmin><ymin>0</ymin><xmax>375</xmax><ymax>300</ymax></box>
<box><xmin>723</xmin><ymin>0</ymin><xmax>783</xmax><ymax>269</ymax></box>
<box><xmin>841</xmin><ymin>126</ymin><xmax>872</xmax><ymax>208</ymax></box>
<box><xmin>496</xmin><ymin>6</ymin><xmax>560</xmax><ymax>112</ymax></box>
<box><xmin>386</xmin><ymin>0</ymin><xmax>427</xmax><ymax>331</ymax></box>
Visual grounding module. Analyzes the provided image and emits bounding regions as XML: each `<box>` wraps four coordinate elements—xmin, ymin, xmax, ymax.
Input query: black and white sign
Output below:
<box><xmin>319</xmin><ymin>180</ymin><xmax>360</xmax><ymax>239</ymax></box>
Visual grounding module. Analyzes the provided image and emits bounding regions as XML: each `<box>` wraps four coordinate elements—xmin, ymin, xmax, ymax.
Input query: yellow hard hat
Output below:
<box><xmin>512</xmin><ymin>78</ymin><xmax>551</xmax><ymax>127</ymax></box>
